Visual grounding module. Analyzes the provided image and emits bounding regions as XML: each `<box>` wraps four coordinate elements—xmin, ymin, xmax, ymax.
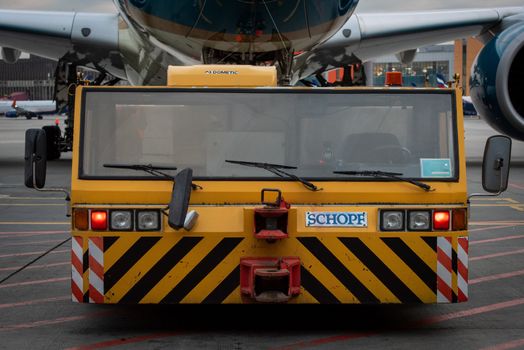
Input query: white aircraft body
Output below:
<box><xmin>0</xmin><ymin>100</ymin><xmax>56</xmax><ymax>116</ymax></box>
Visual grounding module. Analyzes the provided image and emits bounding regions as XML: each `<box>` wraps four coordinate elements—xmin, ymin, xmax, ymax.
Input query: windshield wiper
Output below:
<box><xmin>333</xmin><ymin>170</ymin><xmax>433</xmax><ymax>192</ymax></box>
<box><xmin>104</xmin><ymin>163</ymin><xmax>177</xmax><ymax>178</ymax></box>
<box><xmin>103</xmin><ymin>164</ymin><xmax>202</xmax><ymax>190</ymax></box>
<box><xmin>225</xmin><ymin>160</ymin><xmax>322</xmax><ymax>192</ymax></box>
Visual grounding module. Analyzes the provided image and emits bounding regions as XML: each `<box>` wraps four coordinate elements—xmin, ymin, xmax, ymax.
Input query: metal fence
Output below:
<box><xmin>0</xmin><ymin>55</ymin><xmax>56</xmax><ymax>100</ymax></box>
<box><xmin>0</xmin><ymin>79</ymin><xmax>55</xmax><ymax>100</ymax></box>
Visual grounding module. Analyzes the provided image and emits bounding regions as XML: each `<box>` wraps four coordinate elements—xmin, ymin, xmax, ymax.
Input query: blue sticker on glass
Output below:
<box><xmin>420</xmin><ymin>159</ymin><xmax>452</xmax><ymax>178</ymax></box>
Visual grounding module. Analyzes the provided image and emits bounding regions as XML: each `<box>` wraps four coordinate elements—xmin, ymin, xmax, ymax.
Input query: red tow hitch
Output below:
<box><xmin>240</xmin><ymin>257</ymin><xmax>301</xmax><ymax>303</ymax></box>
<box><xmin>254</xmin><ymin>189</ymin><xmax>290</xmax><ymax>241</ymax></box>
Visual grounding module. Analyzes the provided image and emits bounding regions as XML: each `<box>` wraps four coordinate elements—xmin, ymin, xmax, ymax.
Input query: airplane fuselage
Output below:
<box><xmin>0</xmin><ymin>100</ymin><xmax>56</xmax><ymax>115</ymax></box>
<box><xmin>116</xmin><ymin>0</ymin><xmax>358</xmax><ymax>61</ymax></box>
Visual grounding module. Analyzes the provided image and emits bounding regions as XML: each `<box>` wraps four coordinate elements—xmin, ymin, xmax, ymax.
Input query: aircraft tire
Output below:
<box><xmin>42</xmin><ymin>125</ymin><xmax>61</xmax><ymax>160</ymax></box>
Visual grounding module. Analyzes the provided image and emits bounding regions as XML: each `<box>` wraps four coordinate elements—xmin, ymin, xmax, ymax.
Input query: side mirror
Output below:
<box><xmin>24</xmin><ymin>129</ymin><xmax>47</xmax><ymax>189</ymax></box>
<box><xmin>168</xmin><ymin>168</ymin><xmax>193</xmax><ymax>230</ymax></box>
<box><xmin>482</xmin><ymin>135</ymin><xmax>512</xmax><ymax>193</ymax></box>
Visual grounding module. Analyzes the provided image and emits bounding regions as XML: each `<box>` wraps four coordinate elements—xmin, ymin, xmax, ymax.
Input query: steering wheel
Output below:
<box><xmin>370</xmin><ymin>145</ymin><xmax>412</xmax><ymax>163</ymax></box>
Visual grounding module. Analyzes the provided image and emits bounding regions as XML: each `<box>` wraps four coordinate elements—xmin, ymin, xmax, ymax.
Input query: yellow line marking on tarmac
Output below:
<box><xmin>469</xmin><ymin>221</ymin><xmax>524</xmax><ymax>226</ymax></box>
<box><xmin>471</xmin><ymin>203</ymin><xmax>522</xmax><ymax>207</ymax></box>
<box><xmin>469</xmin><ymin>196</ymin><xmax>523</xmax><ymax>211</ymax></box>
<box><xmin>0</xmin><ymin>203</ymin><xmax>64</xmax><ymax>206</ymax></box>
<box><xmin>469</xmin><ymin>197</ymin><xmax>519</xmax><ymax>203</ymax></box>
<box><xmin>471</xmin><ymin>204</ymin><xmax>524</xmax><ymax>212</ymax></box>
<box><xmin>0</xmin><ymin>196</ymin><xmax>63</xmax><ymax>200</ymax></box>
<box><xmin>0</xmin><ymin>221</ymin><xmax>70</xmax><ymax>225</ymax></box>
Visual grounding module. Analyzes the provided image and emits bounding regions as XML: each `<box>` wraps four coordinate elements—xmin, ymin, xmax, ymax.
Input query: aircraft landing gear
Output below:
<box><xmin>42</xmin><ymin>125</ymin><xmax>61</xmax><ymax>160</ymax></box>
<box><xmin>37</xmin><ymin>60</ymin><xmax>74</xmax><ymax>161</ymax></box>
<box><xmin>40</xmin><ymin>60</ymin><xmax>121</xmax><ymax>161</ymax></box>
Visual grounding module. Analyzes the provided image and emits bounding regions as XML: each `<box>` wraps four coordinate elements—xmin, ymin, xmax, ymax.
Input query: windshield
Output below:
<box><xmin>80</xmin><ymin>88</ymin><xmax>457</xmax><ymax>180</ymax></box>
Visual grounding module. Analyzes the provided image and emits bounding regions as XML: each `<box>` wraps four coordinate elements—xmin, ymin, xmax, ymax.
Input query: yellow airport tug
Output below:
<box><xmin>24</xmin><ymin>66</ymin><xmax>512</xmax><ymax>304</ymax></box>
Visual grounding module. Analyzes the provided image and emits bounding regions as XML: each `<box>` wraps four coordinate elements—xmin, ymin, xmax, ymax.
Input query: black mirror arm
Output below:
<box><xmin>468</xmin><ymin>169</ymin><xmax>505</xmax><ymax>202</ymax></box>
<box><xmin>31</xmin><ymin>155</ymin><xmax>71</xmax><ymax>217</ymax></box>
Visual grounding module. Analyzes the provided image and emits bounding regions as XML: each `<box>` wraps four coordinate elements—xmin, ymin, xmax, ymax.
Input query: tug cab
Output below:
<box><xmin>24</xmin><ymin>65</ymin><xmax>512</xmax><ymax>304</ymax></box>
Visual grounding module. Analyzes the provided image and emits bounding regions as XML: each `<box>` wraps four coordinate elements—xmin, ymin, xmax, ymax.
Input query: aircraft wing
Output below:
<box><xmin>0</xmin><ymin>10</ymin><xmax>121</xmax><ymax>74</ymax></box>
<box><xmin>296</xmin><ymin>7</ymin><xmax>524</xmax><ymax>79</ymax></box>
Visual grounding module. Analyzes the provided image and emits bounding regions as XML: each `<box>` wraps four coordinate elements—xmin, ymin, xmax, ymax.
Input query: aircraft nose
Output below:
<box><xmin>123</xmin><ymin>0</ymin><xmax>358</xmax><ymax>53</ymax></box>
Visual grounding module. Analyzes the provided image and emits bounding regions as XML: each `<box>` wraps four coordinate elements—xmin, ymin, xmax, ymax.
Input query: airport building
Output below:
<box><xmin>0</xmin><ymin>50</ymin><xmax>56</xmax><ymax>100</ymax></box>
<box><xmin>326</xmin><ymin>38</ymin><xmax>482</xmax><ymax>94</ymax></box>
<box><xmin>453</xmin><ymin>38</ymin><xmax>484</xmax><ymax>95</ymax></box>
<box><xmin>368</xmin><ymin>38</ymin><xmax>482</xmax><ymax>93</ymax></box>
<box><xmin>369</xmin><ymin>43</ymin><xmax>454</xmax><ymax>87</ymax></box>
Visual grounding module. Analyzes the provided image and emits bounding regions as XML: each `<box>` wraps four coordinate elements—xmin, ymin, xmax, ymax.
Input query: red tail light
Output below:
<box><xmin>433</xmin><ymin>211</ymin><xmax>450</xmax><ymax>230</ymax></box>
<box><xmin>91</xmin><ymin>211</ymin><xmax>108</xmax><ymax>231</ymax></box>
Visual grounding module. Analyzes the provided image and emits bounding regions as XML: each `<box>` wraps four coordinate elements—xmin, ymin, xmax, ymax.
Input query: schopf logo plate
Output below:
<box><xmin>305</xmin><ymin>212</ymin><xmax>368</xmax><ymax>227</ymax></box>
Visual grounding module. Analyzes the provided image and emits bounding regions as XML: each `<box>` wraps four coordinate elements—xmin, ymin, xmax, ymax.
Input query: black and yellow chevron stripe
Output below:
<box><xmin>298</xmin><ymin>237</ymin><xmax>437</xmax><ymax>303</ymax></box>
<box><xmin>87</xmin><ymin>235</ymin><xmax>438</xmax><ymax>304</ymax></box>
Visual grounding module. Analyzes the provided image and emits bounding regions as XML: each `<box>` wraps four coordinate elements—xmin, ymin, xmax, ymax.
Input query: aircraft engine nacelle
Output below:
<box><xmin>5</xmin><ymin>110</ymin><xmax>18</xmax><ymax>119</ymax></box>
<box><xmin>1</xmin><ymin>47</ymin><xmax>21</xmax><ymax>64</ymax></box>
<box><xmin>470</xmin><ymin>23</ymin><xmax>524</xmax><ymax>141</ymax></box>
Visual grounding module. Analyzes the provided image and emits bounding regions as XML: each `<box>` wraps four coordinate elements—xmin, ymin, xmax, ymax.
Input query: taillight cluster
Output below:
<box><xmin>73</xmin><ymin>209</ymin><xmax>161</xmax><ymax>231</ymax></box>
<box><xmin>380</xmin><ymin>209</ymin><xmax>467</xmax><ymax>232</ymax></box>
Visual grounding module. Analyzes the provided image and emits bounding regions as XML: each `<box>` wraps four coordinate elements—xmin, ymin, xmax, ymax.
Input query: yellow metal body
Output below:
<box><xmin>167</xmin><ymin>65</ymin><xmax>277</xmax><ymax>87</ymax></box>
<box><xmin>70</xmin><ymin>84</ymin><xmax>468</xmax><ymax>304</ymax></box>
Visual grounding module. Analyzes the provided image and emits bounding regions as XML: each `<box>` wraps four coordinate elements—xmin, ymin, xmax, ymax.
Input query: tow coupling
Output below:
<box><xmin>254</xmin><ymin>189</ymin><xmax>290</xmax><ymax>241</ymax></box>
<box><xmin>240</xmin><ymin>257</ymin><xmax>301</xmax><ymax>303</ymax></box>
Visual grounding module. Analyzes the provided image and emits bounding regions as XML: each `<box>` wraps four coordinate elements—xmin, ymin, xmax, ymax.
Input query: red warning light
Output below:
<box><xmin>91</xmin><ymin>211</ymin><xmax>108</xmax><ymax>231</ymax></box>
<box><xmin>433</xmin><ymin>211</ymin><xmax>450</xmax><ymax>230</ymax></box>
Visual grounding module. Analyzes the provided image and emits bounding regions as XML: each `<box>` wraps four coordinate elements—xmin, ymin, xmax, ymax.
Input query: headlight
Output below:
<box><xmin>137</xmin><ymin>211</ymin><xmax>160</xmax><ymax>231</ymax></box>
<box><xmin>110</xmin><ymin>210</ymin><xmax>133</xmax><ymax>231</ymax></box>
<box><xmin>380</xmin><ymin>210</ymin><xmax>405</xmax><ymax>231</ymax></box>
<box><xmin>408</xmin><ymin>211</ymin><xmax>431</xmax><ymax>231</ymax></box>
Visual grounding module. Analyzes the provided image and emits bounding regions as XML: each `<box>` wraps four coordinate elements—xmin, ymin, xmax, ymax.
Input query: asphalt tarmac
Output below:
<box><xmin>1</xmin><ymin>116</ymin><xmax>524</xmax><ymax>349</ymax></box>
